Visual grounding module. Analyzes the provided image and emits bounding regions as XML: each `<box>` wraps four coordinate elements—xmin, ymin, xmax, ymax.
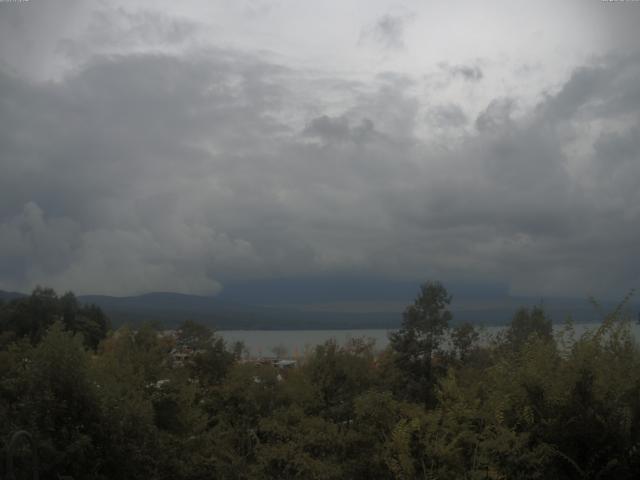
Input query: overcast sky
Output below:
<box><xmin>1</xmin><ymin>0</ymin><xmax>639</xmax><ymax>298</ymax></box>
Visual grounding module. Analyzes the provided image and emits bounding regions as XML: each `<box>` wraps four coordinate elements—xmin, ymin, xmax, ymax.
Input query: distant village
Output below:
<box><xmin>158</xmin><ymin>329</ymin><xmax>299</xmax><ymax>370</ymax></box>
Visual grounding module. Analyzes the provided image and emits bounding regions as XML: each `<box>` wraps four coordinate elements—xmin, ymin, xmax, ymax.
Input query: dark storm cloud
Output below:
<box><xmin>0</xmin><ymin>36</ymin><xmax>639</xmax><ymax>297</ymax></box>
<box><xmin>0</xmin><ymin>50</ymin><xmax>288</xmax><ymax>294</ymax></box>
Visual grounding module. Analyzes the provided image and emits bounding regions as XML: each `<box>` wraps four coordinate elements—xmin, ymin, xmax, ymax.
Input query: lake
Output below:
<box><xmin>219</xmin><ymin>322</ymin><xmax>640</xmax><ymax>357</ymax></box>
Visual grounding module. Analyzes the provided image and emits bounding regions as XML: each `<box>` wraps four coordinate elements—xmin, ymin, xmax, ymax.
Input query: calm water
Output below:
<box><xmin>219</xmin><ymin>323</ymin><xmax>640</xmax><ymax>357</ymax></box>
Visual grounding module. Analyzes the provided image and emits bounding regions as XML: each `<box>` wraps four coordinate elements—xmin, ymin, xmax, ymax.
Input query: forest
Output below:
<box><xmin>1</xmin><ymin>283</ymin><xmax>640</xmax><ymax>479</ymax></box>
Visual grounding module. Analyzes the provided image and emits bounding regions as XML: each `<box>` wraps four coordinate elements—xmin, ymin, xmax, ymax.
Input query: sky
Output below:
<box><xmin>1</xmin><ymin>0</ymin><xmax>639</xmax><ymax>299</ymax></box>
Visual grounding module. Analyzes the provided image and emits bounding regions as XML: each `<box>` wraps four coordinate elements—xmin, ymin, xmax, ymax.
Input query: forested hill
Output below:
<box><xmin>0</xmin><ymin>290</ymin><xmax>26</xmax><ymax>302</ymax></box>
<box><xmin>2</xmin><ymin>279</ymin><xmax>636</xmax><ymax>329</ymax></box>
<box><xmin>69</xmin><ymin>292</ymin><xmax>400</xmax><ymax>330</ymax></box>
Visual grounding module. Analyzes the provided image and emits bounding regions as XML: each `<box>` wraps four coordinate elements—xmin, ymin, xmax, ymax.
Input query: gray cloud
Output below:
<box><xmin>0</xmin><ymin>6</ymin><xmax>639</xmax><ymax>299</ymax></box>
<box><xmin>361</xmin><ymin>13</ymin><xmax>413</xmax><ymax>50</ymax></box>
<box><xmin>242</xmin><ymin>0</ymin><xmax>280</xmax><ymax>19</ymax></box>
<box><xmin>303</xmin><ymin>115</ymin><xmax>376</xmax><ymax>144</ymax></box>
<box><xmin>441</xmin><ymin>63</ymin><xmax>484</xmax><ymax>82</ymax></box>
<box><xmin>58</xmin><ymin>7</ymin><xmax>200</xmax><ymax>61</ymax></box>
<box><xmin>475</xmin><ymin>98</ymin><xmax>516</xmax><ymax>132</ymax></box>
<box><xmin>427</xmin><ymin>103</ymin><xmax>468</xmax><ymax>128</ymax></box>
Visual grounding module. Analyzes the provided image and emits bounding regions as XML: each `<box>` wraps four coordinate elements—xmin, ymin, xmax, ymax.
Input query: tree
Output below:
<box><xmin>303</xmin><ymin>339</ymin><xmax>375</xmax><ymax>422</ymax></box>
<box><xmin>1</xmin><ymin>287</ymin><xmax>59</xmax><ymax>344</ymax></box>
<box><xmin>0</xmin><ymin>288</ymin><xmax>109</xmax><ymax>349</ymax></box>
<box><xmin>176</xmin><ymin>320</ymin><xmax>237</xmax><ymax>386</ymax></box>
<box><xmin>5</xmin><ymin>322</ymin><xmax>104</xmax><ymax>479</ymax></box>
<box><xmin>177</xmin><ymin>320</ymin><xmax>214</xmax><ymax>351</ymax></box>
<box><xmin>504</xmin><ymin>305</ymin><xmax>553</xmax><ymax>352</ymax></box>
<box><xmin>252</xmin><ymin>406</ymin><xmax>343</xmax><ymax>480</ymax></box>
<box><xmin>75</xmin><ymin>303</ymin><xmax>110</xmax><ymax>350</ymax></box>
<box><xmin>389</xmin><ymin>281</ymin><xmax>452</xmax><ymax>405</ymax></box>
<box><xmin>451</xmin><ymin>322</ymin><xmax>480</xmax><ymax>362</ymax></box>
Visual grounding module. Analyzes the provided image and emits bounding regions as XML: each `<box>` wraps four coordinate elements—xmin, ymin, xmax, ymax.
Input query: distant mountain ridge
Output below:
<box><xmin>0</xmin><ymin>290</ymin><xmax>26</xmax><ymax>302</ymax></box>
<box><xmin>2</xmin><ymin>277</ymin><xmax>637</xmax><ymax>330</ymax></box>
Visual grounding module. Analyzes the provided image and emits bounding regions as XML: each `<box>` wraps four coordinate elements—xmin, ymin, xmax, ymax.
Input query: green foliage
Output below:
<box><xmin>0</xmin><ymin>322</ymin><xmax>103</xmax><ymax>478</ymax></box>
<box><xmin>252</xmin><ymin>406</ymin><xmax>343</xmax><ymax>480</ymax></box>
<box><xmin>2</xmin><ymin>284</ymin><xmax>640</xmax><ymax>479</ymax></box>
<box><xmin>303</xmin><ymin>338</ymin><xmax>376</xmax><ymax>422</ymax></box>
<box><xmin>0</xmin><ymin>287</ymin><xmax>109</xmax><ymax>349</ymax></box>
<box><xmin>389</xmin><ymin>281</ymin><xmax>453</xmax><ymax>405</ymax></box>
<box><xmin>175</xmin><ymin>319</ymin><xmax>239</xmax><ymax>386</ymax></box>
<box><xmin>502</xmin><ymin>305</ymin><xmax>553</xmax><ymax>352</ymax></box>
<box><xmin>451</xmin><ymin>322</ymin><xmax>480</xmax><ymax>362</ymax></box>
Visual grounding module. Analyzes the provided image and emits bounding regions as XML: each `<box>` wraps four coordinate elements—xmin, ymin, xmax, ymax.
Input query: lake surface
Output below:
<box><xmin>219</xmin><ymin>322</ymin><xmax>640</xmax><ymax>357</ymax></box>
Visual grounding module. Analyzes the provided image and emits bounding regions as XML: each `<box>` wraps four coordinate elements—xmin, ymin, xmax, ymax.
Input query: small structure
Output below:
<box><xmin>273</xmin><ymin>359</ymin><xmax>297</xmax><ymax>369</ymax></box>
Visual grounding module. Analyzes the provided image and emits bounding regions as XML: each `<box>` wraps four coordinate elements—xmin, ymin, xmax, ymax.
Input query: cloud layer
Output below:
<box><xmin>1</xmin><ymin>1</ymin><xmax>639</xmax><ymax>298</ymax></box>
